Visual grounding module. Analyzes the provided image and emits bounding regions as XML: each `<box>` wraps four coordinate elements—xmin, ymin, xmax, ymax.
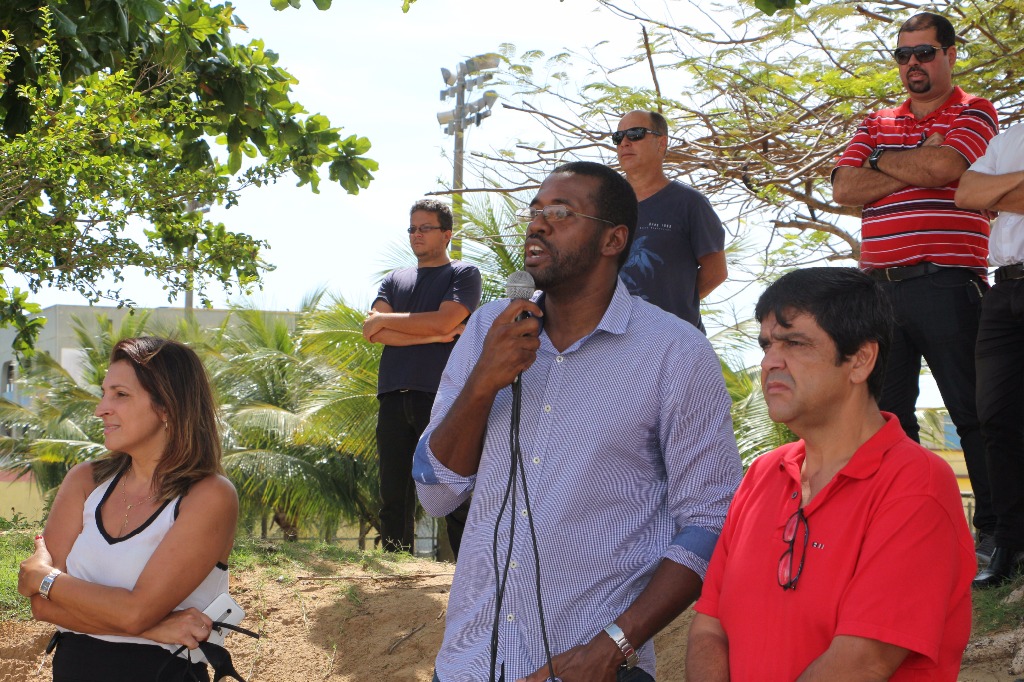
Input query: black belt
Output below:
<box><xmin>867</xmin><ymin>262</ymin><xmax>944</xmax><ymax>282</ymax></box>
<box><xmin>995</xmin><ymin>263</ymin><xmax>1024</xmax><ymax>284</ymax></box>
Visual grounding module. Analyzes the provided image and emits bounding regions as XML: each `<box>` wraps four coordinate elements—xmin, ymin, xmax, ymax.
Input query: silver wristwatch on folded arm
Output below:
<box><xmin>39</xmin><ymin>568</ymin><xmax>62</xmax><ymax>600</ymax></box>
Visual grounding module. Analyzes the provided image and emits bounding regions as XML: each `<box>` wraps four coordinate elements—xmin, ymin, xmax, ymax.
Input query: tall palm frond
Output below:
<box><xmin>215</xmin><ymin>296</ymin><xmax>381</xmax><ymax>537</ymax></box>
<box><xmin>70</xmin><ymin>311</ymin><xmax>156</xmax><ymax>386</ymax></box>
<box><xmin>461</xmin><ymin>193</ymin><xmax>529</xmax><ymax>303</ymax></box>
<box><xmin>299</xmin><ymin>295</ymin><xmax>381</xmax><ymax>461</ymax></box>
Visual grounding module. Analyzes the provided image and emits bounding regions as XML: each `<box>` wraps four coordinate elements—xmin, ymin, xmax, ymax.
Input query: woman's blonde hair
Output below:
<box><xmin>92</xmin><ymin>337</ymin><xmax>222</xmax><ymax>499</ymax></box>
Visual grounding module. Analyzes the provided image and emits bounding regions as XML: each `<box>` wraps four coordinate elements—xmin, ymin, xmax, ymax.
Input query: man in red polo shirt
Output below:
<box><xmin>831</xmin><ymin>11</ymin><xmax>998</xmax><ymax>560</ymax></box>
<box><xmin>687</xmin><ymin>267</ymin><xmax>974</xmax><ymax>681</ymax></box>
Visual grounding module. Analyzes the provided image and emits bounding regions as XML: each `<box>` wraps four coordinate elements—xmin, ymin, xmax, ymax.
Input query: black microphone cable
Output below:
<box><xmin>487</xmin><ymin>271</ymin><xmax>556</xmax><ymax>682</ymax></box>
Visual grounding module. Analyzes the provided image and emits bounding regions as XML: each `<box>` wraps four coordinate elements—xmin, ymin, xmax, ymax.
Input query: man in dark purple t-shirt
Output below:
<box><xmin>615</xmin><ymin>110</ymin><xmax>727</xmax><ymax>333</ymax></box>
<box><xmin>363</xmin><ymin>199</ymin><xmax>482</xmax><ymax>555</ymax></box>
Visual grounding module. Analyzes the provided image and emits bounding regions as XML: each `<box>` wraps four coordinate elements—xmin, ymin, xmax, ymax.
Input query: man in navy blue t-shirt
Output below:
<box><xmin>363</xmin><ymin>199</ymin><xmax>482</xmax><ymax>555</ymax></box>
<box><xmin>615</xmin><ymin>110</ymin><xmax>727</xmax><ymax>333</ymax></box>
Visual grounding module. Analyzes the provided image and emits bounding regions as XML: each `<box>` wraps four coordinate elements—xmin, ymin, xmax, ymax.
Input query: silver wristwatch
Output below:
<box><xmin>39</xmin><ymin>568</ymin><xmax>62</xmax><ymax>600</ymax></box>
<box><xmin>603</xmin><ymin>622</ymin><xmax>639</xmax><ymax>670</ymax></box>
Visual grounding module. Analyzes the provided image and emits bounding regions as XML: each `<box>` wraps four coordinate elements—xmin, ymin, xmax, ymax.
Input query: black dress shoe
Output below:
<box><xmin>976</xmin><ymin>532</ymin><xmax>996</xmax><ymax>565</ymax></box>
<box><xmin>973</xmin><ymin>547</ymin><xmax>1024</xmax><ymax>589</ymax></box>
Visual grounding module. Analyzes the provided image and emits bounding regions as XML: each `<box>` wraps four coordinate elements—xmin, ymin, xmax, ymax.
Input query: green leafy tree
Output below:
<box><xmin>479</xmin><ymin>0</ymin><xmax>1022</xmax><ymax>278</ymax></box>
<box><xmin>0</xmin><ymin>1</ymin><xmax>377</xmax><ymax>350</ymax></box>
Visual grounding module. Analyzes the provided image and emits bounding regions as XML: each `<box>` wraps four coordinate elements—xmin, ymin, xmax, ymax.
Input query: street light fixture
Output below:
<box><xmin>437</xmin><ymin>53</ymin><xmax>500</xmax><ymax>259</ymax></box>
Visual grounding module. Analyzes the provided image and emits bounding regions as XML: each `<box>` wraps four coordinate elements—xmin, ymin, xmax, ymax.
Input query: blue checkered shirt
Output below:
<box><xmin>413</xmin><ymin>279</ymin><xmax>741</xmax><ymax>681</ymax></box>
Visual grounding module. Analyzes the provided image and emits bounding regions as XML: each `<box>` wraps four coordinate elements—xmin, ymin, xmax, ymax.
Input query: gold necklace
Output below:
<box><xmin>119</xmin><ymin>466</ymin><xmax>155</xmax><ymax>537</ymax></box>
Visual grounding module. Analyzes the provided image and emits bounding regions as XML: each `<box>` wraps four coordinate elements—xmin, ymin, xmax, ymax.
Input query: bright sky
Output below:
<box><xmin>29</xmin><ymin>0</ymin><xmax>644</xmax><ymax>314</ymax></box>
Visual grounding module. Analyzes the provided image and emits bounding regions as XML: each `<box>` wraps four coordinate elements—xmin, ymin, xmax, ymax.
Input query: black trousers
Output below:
<box><xmin>877</xmin><ymin>267</ymin><xmax>993</xmax><ymax>533</ymax></box>
<box><xmin>976</xmin><ymin>279</ymin><xmax>1024</xmax><ymax>546</ymax></box>
<box><xmin>52</xmin><ymin>631</ymin><xmax>210</xmax><ymax>682</ymax></box>
<box><xmin>376</xmin><ymin>390</ymin><xmax>470</xmax><ymax>556</ymax></box>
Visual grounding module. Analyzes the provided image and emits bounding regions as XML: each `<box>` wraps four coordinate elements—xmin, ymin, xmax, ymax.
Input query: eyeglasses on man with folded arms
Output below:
<box><xmin>407</xmin><ymin>225</ymin><xmax>445</xmax><ymax>234</ymax></box>
<box><xmin>892</xmin><ymin>44</ymin><xmax>951</xmax><ymax>65</ymax></box>
<box><xmin>611</xmin><ymin>127</ymin><xmax>663</xmax><ymax>145</ymax></box>
<box><xmin>778</xmin><ymin>507</ymin><xmax>809</xmax><ymax>590</ymax></box>
<box><xmin>516</xmin><ymin>206</ymin><xmax>616</xmax><ymax>227</ymax></box>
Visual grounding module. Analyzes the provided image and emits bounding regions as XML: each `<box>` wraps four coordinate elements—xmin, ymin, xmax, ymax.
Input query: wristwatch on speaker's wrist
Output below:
<box><xmin>603</xmin><ymin>622</ymin><xmax>639</xmax><ymax>670</ymax></box>
<box><xmin>868</xmin><ymin>146</ymin><xmax>885</xmax><ymax>171</ymax></box>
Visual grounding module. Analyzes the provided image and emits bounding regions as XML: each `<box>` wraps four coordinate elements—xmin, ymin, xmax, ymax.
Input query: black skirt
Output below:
<box><xmin>52</xmin><ymin>631</ymin><xmax>210</xmax><ymax>682</ymax></box>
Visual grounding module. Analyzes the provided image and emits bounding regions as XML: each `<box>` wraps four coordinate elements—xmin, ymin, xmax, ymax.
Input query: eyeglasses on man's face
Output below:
<box><xmin>893</xmin><ymin>44</ymin><xmax>950</xmax><ymax>65</ymax></box>
<box><xmin>516</xmin><ymin>206</ymin><xmax>616</xmax><ymax>226</ymax></box>
<box><xmin>407</xmin><ymin>225</ymin><xmax>445</xmax><ymax>235</ymax></box>
<box><xmin>778</xmin><ymin>507</ymin><xmax>809</xmax><ymax>591</ymax></box>
<box><xmin>611</xmin><ymin>127</ymin><xmax>662</xmax><ymax>146</ymax></box>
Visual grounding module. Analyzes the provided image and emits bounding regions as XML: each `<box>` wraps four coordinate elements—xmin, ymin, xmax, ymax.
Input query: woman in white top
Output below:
<box><xmin>18</xmin><ymin>337</ymin><xmax>238</xmax><ymax>682</ymax></box>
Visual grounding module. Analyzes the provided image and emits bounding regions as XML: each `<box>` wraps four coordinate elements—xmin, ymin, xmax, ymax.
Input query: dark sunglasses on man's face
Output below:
<box><xmin>892</xmin><ymin>44</ymin><xmax>949</xmax><ymax>65</ymax></box>
<box><xmin>611</xmin><ymin>127</ymin><xmax>662</xmax><ymax>145</ymax></box>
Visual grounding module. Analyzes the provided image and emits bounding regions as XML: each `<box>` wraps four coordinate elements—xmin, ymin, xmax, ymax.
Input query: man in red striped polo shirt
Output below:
<box><xmin>832</xmin><ymin>12</ymin><xmax>998</xmax><ymax>560</ymax></box>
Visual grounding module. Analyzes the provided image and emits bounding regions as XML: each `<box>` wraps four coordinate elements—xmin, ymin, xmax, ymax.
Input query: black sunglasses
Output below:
<box><xmin>778</xmin><ymin>508</ymin><xmax>809</xmax><ymax>590</ymax></box>
<box><xmin>893</xmin><ymin>44</ymin><xmax>950</xmax><ymax>65</ymax></box>
<box><xmin>611</xmin><ymin>127</ymin><xmax>662</xmax><ymax>145</ymax></box>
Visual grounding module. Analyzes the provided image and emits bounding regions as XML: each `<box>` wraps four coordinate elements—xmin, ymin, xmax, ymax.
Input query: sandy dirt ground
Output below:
<box><xmin>1</xmin><ymin>557</ymin><xmax>1021</xmax><ymax>681</ymax></box>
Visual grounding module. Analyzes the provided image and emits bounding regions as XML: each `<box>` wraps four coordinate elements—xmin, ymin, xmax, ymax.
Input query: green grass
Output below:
<box><xmin>0</xmin><ymin>514</ymin><xmax>36</xmax><ymax>621</ymax></box>
<box><xmin>971</xmin><ymin>574</ymin><xmax>1024</xmax><ymax>636</ymax></box>
<box><xmin>228</xmin><ymin>535</ymin><xmax>416</xmax><ymax>580</ymax></box>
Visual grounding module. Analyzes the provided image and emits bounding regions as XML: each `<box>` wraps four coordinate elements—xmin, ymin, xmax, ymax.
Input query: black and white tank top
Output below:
<box><xmin>62</xmin><ymin>469</ymin><xmax>229</xmax><ymax>650</ymax></box>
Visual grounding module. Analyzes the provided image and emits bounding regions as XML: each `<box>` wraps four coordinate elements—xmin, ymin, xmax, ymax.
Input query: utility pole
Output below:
<box><xmin>437</xmin><ymin>53</ymin><xmax>500</xmax><ymax>260</ymax></box>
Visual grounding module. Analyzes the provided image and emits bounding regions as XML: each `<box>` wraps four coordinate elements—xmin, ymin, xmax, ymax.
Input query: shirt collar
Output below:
<box><xmin>895</xmin><ymin>85</ymin><xmax>967</xmax><ymax>120</ymax></box>
<box><xmin>780</xmin><ymin>411</ymin><xmax>904</xmax><ymax>482</ymax></box>
<box><xmin>597</xmin><ymin>277</ymin><xmax>633</xmax><ymax>336</ymax></box>
<box><xmin>538</xmin><ymin>278</ymin><xmax>632</xmax><ymax>355</ymax></box>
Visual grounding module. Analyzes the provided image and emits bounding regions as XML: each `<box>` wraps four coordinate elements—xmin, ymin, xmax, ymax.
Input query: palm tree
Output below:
<box><xmin>711</xmin><ymin>320</ymin><xmax>797</xmax><ymax>466</ymax></box>
<box><xmin>215</xmin><ymin>294</ymin><xmax>381</xmax><ymax>545</ymax></box>
<box><xmin>0</xmin><ymin>312</ymin><xmax>158</xmax><ymax>499</ymax></box>
<box><xmin>0</xmin><ymin>304</ymin><xmax>385</xmax><ymax>545</ymax></box>
<box><xmin>298</xmin><ymin>294</ymin><xmax>386</xmax><ymax>547</ymax></box>
<box><xmin>459</xmin><ymin>193</ymin><xmax>528</xmax><ymax>302</ymax></box>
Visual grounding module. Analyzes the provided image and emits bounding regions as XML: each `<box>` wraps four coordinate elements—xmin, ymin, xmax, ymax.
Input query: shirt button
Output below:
<box><xmin>556</xmin><ymin>356</ymin><xmax>564</xmax><ymax>363</ymax></box>
<box><xmin>510</xmin><ymin>560</ymin><xmax>518</xmax><ymax>569</ymax></box>
<box><xmin>532</xmin><ymin>456</ymin><xmax>541</xmax><ymax>464</ymax></box>
<box><xmin>521</xmin><ymin>509</ymin><xmax>529</xmax><ymax>517</ymax></box>
<box><xmin>506</xmin><ymin>613</ymin><xmax>515</xmax><ymax>622</ymax></box>
<box><xmin>791</xmin><ymin>492</ymin><xmax>798</xmax><ymax>499</ymax></box>
<box><xmin>544</xmin><ymin>405</ymin><xmax>552</xmax><ymax>412</ymax></box>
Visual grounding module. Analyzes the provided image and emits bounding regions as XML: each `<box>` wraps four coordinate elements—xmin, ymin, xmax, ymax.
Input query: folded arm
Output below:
<box><xmin>363</xmin><ymin>300</ymin><xmax>471</xmax><ymax>344</ymax></box>
<box><xmin>956</xmin><ymin>169</ymin><xmax>1024</xmax><ymax>213</ymax></box>
<box><xmin>869</xmin><ymin>139</ymin><xmax>969</xmax><ymax>188</ymax></box>
<box><xmin>832</xmin><ymin>134</ymin><xmax>967</xmax><ymax>207</ymax></box>
<box><xmin>367</xmin><ymin>324</ymin><xmax>466</xmax><ymax>347</ymax></box>
<box><xmin>22</xmin><ymin>473</ymin><xmax>238</xmax><ymax>636</ymax></box>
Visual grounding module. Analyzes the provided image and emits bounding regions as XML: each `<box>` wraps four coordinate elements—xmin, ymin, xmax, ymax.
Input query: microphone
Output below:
<box><xmin>505</xmin><ymin>271</ymin><xmax>536</xmax><ymax>385</ymax></box>
<box><xmin>505</xmin><ymin>270</ymin><xmax>536</xmax><ymax>303</ymax></box>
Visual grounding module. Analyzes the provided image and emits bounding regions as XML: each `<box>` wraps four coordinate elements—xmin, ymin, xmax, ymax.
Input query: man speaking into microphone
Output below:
<box><xmin>413</xmin><ymin>161</ymin><xmax>741</xmax><ymax>682</ymax></box>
